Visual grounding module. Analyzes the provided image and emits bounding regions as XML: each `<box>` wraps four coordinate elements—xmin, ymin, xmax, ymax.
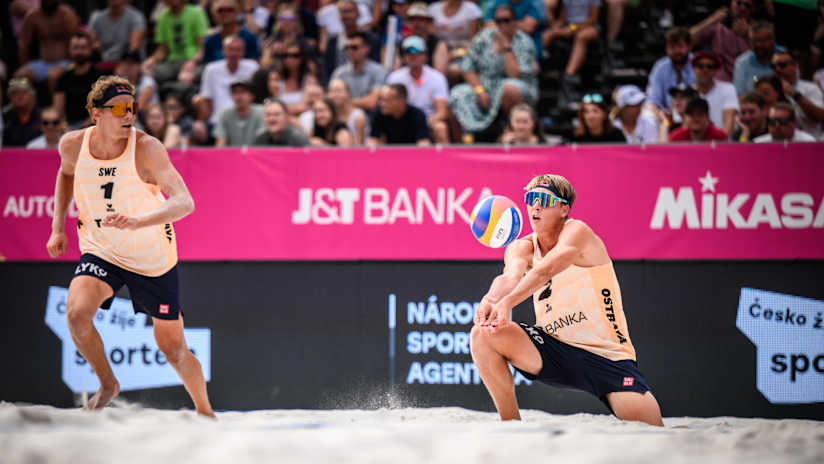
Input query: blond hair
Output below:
<box><xmin>524</xmin><ymin>174</ymin><xmax>576</xmax><ymax>207</ymax></box>
<box><xmin>86</xmin><ymin>75</ymin><xmax>135</xmax><ymax>120</ymax></box>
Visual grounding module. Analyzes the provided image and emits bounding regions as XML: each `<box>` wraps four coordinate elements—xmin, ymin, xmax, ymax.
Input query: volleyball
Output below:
<box><xmin>469</xmin><ymin>195</ymin><xmax>523</xmax><ymax>248</ymax></box>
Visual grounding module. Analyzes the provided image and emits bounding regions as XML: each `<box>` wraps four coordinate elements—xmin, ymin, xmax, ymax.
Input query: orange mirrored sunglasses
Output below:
<box><xmin>100</xmin><ymin>101</ymin><xmax>137</xmax><ymax>117</ymax></box>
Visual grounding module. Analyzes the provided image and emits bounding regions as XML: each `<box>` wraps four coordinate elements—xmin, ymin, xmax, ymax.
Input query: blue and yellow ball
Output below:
<box><xmin>469</xmin><ymin>195</ymin><xmax>523</xmax><ymax>248</ymax></box>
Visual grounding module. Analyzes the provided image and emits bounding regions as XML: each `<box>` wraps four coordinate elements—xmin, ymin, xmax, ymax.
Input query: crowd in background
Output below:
<box><xmin>1</xmin><ymin>0</ymin><xmax>823</xmax><ymax>149</ymax></box>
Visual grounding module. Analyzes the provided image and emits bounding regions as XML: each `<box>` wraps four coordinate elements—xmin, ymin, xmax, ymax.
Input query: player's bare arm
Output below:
<box><xmin>102</xmin><ymin>132</ymin><xmax>194</xmax><ymax>230</ymax></box>
<box><xmin>474</xmin><ymin>237</ymin><xmax>533</xmax><ymax>325</ymax></box>
<box><xmin>46</xmin><ymin>130</ymin><xmax>85</xmax><ymax>258</ymax></box>
<box><xmin>481</xmin><ymin>221</ymin><xmax>594</xmax><ymax>328</ymax></box>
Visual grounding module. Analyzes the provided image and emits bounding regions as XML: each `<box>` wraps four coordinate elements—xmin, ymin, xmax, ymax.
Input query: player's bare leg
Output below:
<box><xmin>153</xmin><ymin>316</ymin><xmax>215</xmax><ymax>418</ymax></box>
<box><xmin>66</xmin><ymin>276</ymin><xmax>120</xmax><ymax>409</ymax></box>
<box><xmin>470</xmin><ymin>323</ymin><xmax>543</xmax><ymax>421</ymax></box>
<box><xmin>607</xmin><ymin>391</ymin><xmax>664</xmax><ymax>426</ymax></box>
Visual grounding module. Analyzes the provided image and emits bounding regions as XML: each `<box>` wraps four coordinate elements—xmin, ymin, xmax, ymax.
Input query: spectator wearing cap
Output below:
<box><xmin>386</xmin><ymin>36</ymin><xmax>451</xmax><ymax>143</ymax></box>
<box><xmin>692</xmin><ymin>51</ymin><xmax>739</xmax><ymax>135</ymax></box>
<box><xmin>754</xmin><ymin>102</ymin><xmax>816</xmax><ymax>142</ymax></box>
<box><xmin>369</xmin><ymin>84</ymin><xmax>431</xmax><ymax>145</ymax></box>
<box><xmin>26</xmin><ymin>107</ymin><xmax>66</xmax><ymax>149</ymax></box>
<box><xmin>142</xmin><ymin>0</ymin><xmax>209</xmax><ymax>87</ymax></box>
<box><xmin>770</xmin><ymin>51</ymin><xmax>824</xmax><ymax>140</ymax></box>
<box><xmin>87</xmin><ymin>0</ymin><xmax>147</xmax><ymax>70</ymax></box>
<box><xmin>202</xmin><ymin>0</ymin><xmax>261</xmax><ymax>65</ymax></box>
<box><xmin>215</xmin><ymin>79</ymin><xmax>265</xmax><ymax>147</ymax></box>
<box><xmin>115</xmin><ymin>50</ymin><xmax>158</xmax><ymax>111</ymax></box>
<box><xmin>661</xmin><ymin>84</ymin><xmax>699</xmax><ymax>133</ymax></box>
<box><xmin>404</xmin><ymin>3</ymin><xmax>450</xmax><ymax>70</ymax></box>
<box><xmin>731</xmin><ymin>91</ymin><xmax>768</xmax><ymax>142</ymax></box>
<box><xmin>542</xmin><ymin>0</ymin><xmax>598</xmax><ymax>102</ymax></box>
<box><xmin>255</xmin><ymin>98</ymin><xmax>310</xmax><ymax>146</ymax></box>
<box><xmin>689</xmin><ymin>0</ymin><xmax>752</xmax><ymax>82</ymax></box>
<box><xmin>572</xmin><ymin>92</ymin><xmax>624</xmax><ymax>143</ymax></box>
<box><xmin>322</xmin><ymin>0</ymin><xmax>382</xmax><ymax>84</ymax></box>
<box><xmin>646</xmin><ymin>27</ymin><xmax>695</xmax><ymax>111</ymax></box>
<box><xmin>196</xmin><ymin>35</ymin><xmax>261</xmax><ymax>129</ymax></box>
<box><xmin>331</xmin><ymin>31</ymin><xmax>388</xmax><ymax>112</ymax></box>
<box><xmin>733</xmin><ymin>21</ymin><xmax>781</xmax><ymax>96</ymax></box>
<box><xmin>610</xmin><ymin>85</ymin><xmax>660</xmax><ymax>144</ymax></box>
<box><xmin>2</xmin><ymin>78</ymin><xmax>42</xmax><ymax>147</ymax></box>
<box><xmin>14</xmin><ymin>0</ymin><xmax>79</xmax><ymax>93</ymax></box>
<box><xmin>669</xmin><ymin>97</ymin><xmax>729</xmax><ymax>142</ymax></box>
<box><xmin>429</xmin><ymin>0</ymin><xmax>482</xmax><ymax>85</ymax></box>
<box><xmin>53</xmin><ymin>31</ymin><xmax>104</xmax><ymax>129</ymax></box>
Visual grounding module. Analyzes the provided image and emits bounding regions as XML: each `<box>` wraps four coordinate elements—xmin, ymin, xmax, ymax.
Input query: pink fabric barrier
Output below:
<box><xmin>2</xmin><ymin>143</ymin><xmax>823</xmax><ymax>261</ymax></box>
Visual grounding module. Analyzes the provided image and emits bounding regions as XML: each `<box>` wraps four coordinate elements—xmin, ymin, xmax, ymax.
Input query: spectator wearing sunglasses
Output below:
<box><xmin>484</xmin><ymin>0</ymin><xmax>544</xmax><ymax>59</ymax></box>
<box><xmin>692</xmin><ymin>51</ymin><xmax>739</xmax><ymax>135</ymax></box>
<box><xmin>770</xmin><ymin>51</ymin><xmax>824</xmax><ymax>139</ymax></box>
<box><xmin>26</xmin><ymin>107</ymin><xmax>66</xmax><ymax>149</ymax></box>
<box><xmin>201</xmin><ymin>0</ymin><xmax>261</xmax><ymax>65</ymax></box>
<box><xmin>3</xmin><ymin>77</ymin><xmax>42</xmax><ymax>147</ymax></box>
<box><xmin>754</xmin><ymin>101</ymin><xmax>816</xmax><ymax>142</ymax></box>
<box><xmin>646</xmin><ymin>27</ymin><xmax>695</xmax><ymax>111</ymax></box>
<box><xmin>572</xmin><ymin>93</ymin><xmax>624</xmax><ymax>143</ymax></box>
<box><xmin>331</xmin><ymin>32</ymin><xmax>388</xmax><ymax>112</ymax></box>
<box><xmin>731</xmin><ymin>91</ymin><xmax>768</xmax><ymax>142</ymax></box>
<box><xmin>322</xmin><ymin>0</ymin><xmax>381</xmax><ymax>85</ymax></box>
<box><xmin>689</xmin><ymin>0</ymin><xmax>752</xmax><ymax>82</ymax></box>
<box><xmin>733</xmin><ymin>21</ymin><xmax>782</xmax><ymax>96</ymax></box>
<box><xmin>669</xmin><ymin>97</ymin><xmax>729</xmax><ymax>142</ymax></box>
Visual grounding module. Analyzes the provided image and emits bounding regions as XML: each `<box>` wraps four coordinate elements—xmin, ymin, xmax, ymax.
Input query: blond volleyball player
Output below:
<box><xmin>472</xmin><ymin>174</ymin><xmax>663</xmax><ymax>425</ymax></box>
<box><xmin>46</xmin><ymin>76</ymin><xmax>215</xmax><ymax>417</ymax></box>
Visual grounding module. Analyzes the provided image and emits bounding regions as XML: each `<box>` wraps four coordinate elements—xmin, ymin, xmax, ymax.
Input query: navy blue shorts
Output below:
<box><xmin>514</xmin><ymin>322</ymin><xmax>650</xmax><ymax>414</ymax></box>
<box><xmin>72</xmin><ymin>253</ymin><xmax>182</xmax><ymax>321</ymax></box>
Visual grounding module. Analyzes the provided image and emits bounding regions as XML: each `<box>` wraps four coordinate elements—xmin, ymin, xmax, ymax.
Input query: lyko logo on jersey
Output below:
<box><xmin>75</xmin><ymin>262</ymin><xmax>108</xmax><ymax>278</ymax></box>
<box><xmin>291</xmin><ymin>187</ymin><xmax>492</xmax><ymax>225</ymax></box>
<box><xmin>650</xmin><ymin>171</ymin><xmax>824</xmax><ymax>230</ymax></box>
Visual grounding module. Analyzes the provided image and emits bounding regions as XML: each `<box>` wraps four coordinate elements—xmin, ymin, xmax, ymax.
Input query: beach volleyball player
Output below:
<box><xmin>471</xmin><ymin>174</ymin><xmax>663</xmax><ymax>425</ymax></box>
<box><xmin>45</xmin><ymin>76</ymin><xmax>215</xmax><ymax>417</ymax></box>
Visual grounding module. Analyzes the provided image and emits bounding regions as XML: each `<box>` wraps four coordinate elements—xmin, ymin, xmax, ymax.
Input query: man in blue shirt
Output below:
<box><xmin>733</xmin><ymin>21</ymin><xmax>780</xmax><ymax>96</ymax></box>
<box><xmin>646</xmin><ymin>27</ymin><xmax>695</xmax><ymax>110</ymax></box>
<box><xmin>201</xmin><ymin>0</ymin><xmax>260</xmax><ymax>64</ymax></box>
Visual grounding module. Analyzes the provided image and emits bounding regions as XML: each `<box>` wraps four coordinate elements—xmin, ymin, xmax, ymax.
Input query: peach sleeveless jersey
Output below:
<box><xmin>530</xmin><ymin>233</ymin><xmax>636</xmax><ymax>362</ymax></box>
<box><xmin>73</xmin><ymin>126</ymin><xmax>177</xmax><ymax>276</ymax></box>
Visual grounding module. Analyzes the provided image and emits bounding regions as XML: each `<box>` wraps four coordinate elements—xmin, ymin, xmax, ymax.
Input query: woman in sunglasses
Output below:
<box><xmin>276</xmin><ymin>42</ymin><xmax>319</xmax><ymax>116</ymax></box>
<box><xmin>572</xmin><ymin>93</ymin><xmax>625</xmax><ymax>143</ymax></box>
<box><xmin>472</xmin><ymin>174</ymin><xmax>664</xmax><ymax>426</ymax></box>
<box><xmin>26</xmin><ymin>107</ymin><xmax>66</xmax><ymax>149</ymax></box>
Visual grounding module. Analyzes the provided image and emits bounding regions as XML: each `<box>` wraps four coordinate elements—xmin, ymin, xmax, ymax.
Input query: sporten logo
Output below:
<box><xmin>650</xmin><ymin>171</ymin><xmax>824</xmax><ymax>230</ymax></box>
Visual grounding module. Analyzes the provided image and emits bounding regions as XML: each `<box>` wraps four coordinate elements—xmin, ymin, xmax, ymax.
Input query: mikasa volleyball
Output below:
<box><xmin>469</xmin><ymin>195</ymin><xmax>523</xmax><ymax>248</ymax></box>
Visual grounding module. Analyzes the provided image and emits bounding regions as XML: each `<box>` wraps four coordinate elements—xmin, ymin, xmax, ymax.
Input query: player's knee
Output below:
<box><xmin>156</xmin><ymin>338</ymin><xmax>188</xmax><ymax>364</ymax></box>
<box><xmin>65</xmin><ymin>299</ymin><xmax>94</xmax><ymax>331</ymax></box>
<box><xmin>470</xmin><ymin>325</ymin><xmax>494</xmax><ymax>354</ymax></box>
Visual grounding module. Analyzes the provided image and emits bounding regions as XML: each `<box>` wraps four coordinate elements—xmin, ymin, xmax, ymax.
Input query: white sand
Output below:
<box><xmin>1</xmin><ymin>402</ymin><xmax>822</xmax><ymax>464</ymax></box>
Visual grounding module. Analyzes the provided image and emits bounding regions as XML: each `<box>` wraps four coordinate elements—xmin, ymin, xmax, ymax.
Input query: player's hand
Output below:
<box><xmin>102</xmin><ymin>213</ymin><xmax>139</xmax><ymax>230</ymax></box>
<box><xmin>474</xmin><ymin>298</ymin><xmax>493</xmax><ymax>325</ymax></box>
<box><xmin>46</xmin><ymin>230</ymin><xmax>68</xmax><ymax>258</ymax></box>
<box><xmin>482</xmin><ymin>302</ymin><xmax>512</xmax><ymax>332</ymax></box>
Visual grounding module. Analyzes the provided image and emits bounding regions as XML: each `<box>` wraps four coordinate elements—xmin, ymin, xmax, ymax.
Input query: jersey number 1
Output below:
<box><xmin>100</xmin><ymin>182</ymin><xmax>114</xmax><ymax>199</ymax></box>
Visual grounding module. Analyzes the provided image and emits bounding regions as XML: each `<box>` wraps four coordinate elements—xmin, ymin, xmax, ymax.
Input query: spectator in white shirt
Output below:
<box><xmin>195</xmin><ymin>35</ymin><xmax>260</xmax><ymax>126</ymax></box>
<box><xmin>611</xmin><ymin>85</ymin><xmax>661</xmax><ymax>144</ymax></box>
<box><xmin>25</xmin><ymin>107</ymin><xmax>65</xmax><ymax>149</ymax></box>
<box><xmin>692</xmin><ymin>51</ymin><xmax>738</xmax><ymax>135</ymax></box>
<box><xmin>754</xmin><ymin>102</ymin><xmax>816</xmax><ymax>142</ymax></box>
<box><xmin>770</xmin><ymin>51</ymin><xmax>824</xmax><ymax>140</ymax></box>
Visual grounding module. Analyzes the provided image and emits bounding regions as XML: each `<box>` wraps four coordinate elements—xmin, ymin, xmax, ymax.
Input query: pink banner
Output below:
<box><xmin>2</xmin><ymin>143</ymin><xmax>823</xmax><ymax>261</ymax></box>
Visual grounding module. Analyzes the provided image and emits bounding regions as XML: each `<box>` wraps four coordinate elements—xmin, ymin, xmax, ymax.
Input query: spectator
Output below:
<box><xmin>369</xmin><ymin>84</ymin><xmax>431</xmax><ymax>145</ymax></box>
<box><xmin>689</xmin><ymin>0</ymin><xmax>752</xmax><ymax>82</ymax></box>
<box><xmin>215</xmin><ymin>80</ymin><xmax>266</xmax><ymax>146</ymax></box>
<box><xmin>571</xmin><ymin>92</ymin><xmax>624</xmax><ymax>143</ymax></box>
<box><xmin>54</xmin><ymin>32</ymin><xmax>104</xmax><ymax>128</ymax></box>
<box><xmin>310</xmin><ymin>98</ymin><xmax>353</xmax><ymax>145</ymax></box>
<box><xmin>115</xmin><ymin>50</ymin><xmax>158</xmax><ymax>111</ymax></box>
<box><xmin>255</xmin><ymin>98</ymin><xmax>311</xmax><ymax>145</ymax></box>
<box><xmin>754</xmin><ymin>73</ymin><xmax>789</xmax><ymax>107</ymax></box>
<box><xmin>276</xmin><ymin>42</ymin><xmax>319</xmax><ymax>115</ymax></box>
<box><xmin>140</xmin><ymin>102</ymin><xmax>183</xmax><ymax>148</ymax></box>
<box><xmin>26</xmin><ymin>107</ymin><xmax>65</xmax><ymax>148</ymax></box>
<box><xmin>770</xmin><ymin>51</ymin><xmax>824</xmax><ymax>139</ymax></box>
<box><xmin>331</xmin><ymin>31</ymin><xmax>388</xmax><ymax>112</ymax></box>
<box><xmin>262</xmin><ymin>0</ymin><xmax>320</xmax><ymax>49</ymax></box>
<box><xmin>2</xmin><ymin>78</ymin><xmax>42</xmax><ymax>147</ymax></box>
<box><xmin>733</xmin><ymin>21</ymin><xmax>780</xmax><ymax>96</ymax></box>
<box><xmin>542</xmin><ymin>0</ymin><xmax>599</xmax><ymax>102</ymax></box>
<box><xmin>197</xmin><ymin>35</ymin><xmax>261</xmax><ymax>126</ymax></box>
<box><xmin>429</xmin><ymin>0</ymin><xmax>482</xmax><ymax>85</ymax></box>
<box><xmin>386</xmin><ymin>36</ymin><xmax>450</xmax><ymax>143</ymax></box>
<box><xmin>501</xmin><ymin>103</ymin><xmax>543</xmax><ymax>143</ymax></box>
<box><xmin>646</xmin><ymin>27</ymin><xmax>695</xmax><ymax>111</ymax></box>
<box><xmin>669</xmin><ymin>97</ymin><xmax>729</xmax><ymax>142</ymax></box>
<box><xmin>328</xmin><ymin>77</ymin><xmax>369</xmax><ymax>144</ymax></box>
<box><xmin>404</xmin><ymin>3</ymin><xmax>449</xmax><ymax>70</ymax></box>
<box><xmin>15</xmin><ymin>0</ymin><xmax>79</xmax><ymax>92</ymax></box>
<box><xmin>164</xmin><ymin>91</ymin><xmax>194</xmax><ymax>142</ymax></box>
<box><xmin>754</xmin><ymin>101</ymin><xmax>817</xmax><ymax>142</ymax></box>
<box><xmin>611</xmin><ymin>85</ymin><xmax>660</xmax><ymax>144</ymax></box>
<box><xmin>297</xmin><ymin>83</ymin><xmax>327</xmax><ymax>133</ymax></box>
<box><xmin>202</xmin><ymin>0</ymin><xmax>261</xmax><ymax>65</ymax></box>
<box><xmin>692</xmin><ymin>51</ymin><xmax>739</xmax><ymax>135</ymax></box>
<box><xmin>143</xmin><ymin>0</ymin><xmax>209</xmax><ymax>87</ymax></box>
<box><xmin>486</xmin><ymin>0</ymin><xmax>543</xmax><ymax>58</ymax></box>
<box><xmin>262</xmin><ymin>3</ymin><xmax>315</xmax><ymax>67</ymax></box>
<box><xmin>731</xmin><ymin>91</ymin><xmax>769</xmax><ymax>142</ymax></box>
<box><xmin>87</xmin><ymin>0</ymin><xmax>147</xmax><ymax>69</ymax></box>
<box><xmin>317</xmin><ymin>0</ymin><xmax>373</xmax><ymax>52</ymax></box>
<box><xmin>449</xmin><ymin>5</ymin><xmax>537</xmax><ymax>138</ymax></box>
<box><xmin>323</xmin><ymin>1</ymin><xmax>382</xmax><ymax>84</ymax></box>
<box><xmin>769</xmin><ymin>0</ymin><xmax>817</xmax><ymax>76</ymax></box>
<box><xmin>660</xmin><ymin>84</ymin><xmax>699</xmax><ymax>133</ymax></box>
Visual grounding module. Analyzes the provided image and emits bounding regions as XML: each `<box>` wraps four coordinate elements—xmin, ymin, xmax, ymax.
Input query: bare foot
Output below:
<box><xmin>197</xmin><ymin>408</ymin><xmax>217</xmax><ymax>419</ymax></box>
<box><xmin>86</xmin><ymin>382</ymin><xmax>120</xmax><ymax>410</ymax></box>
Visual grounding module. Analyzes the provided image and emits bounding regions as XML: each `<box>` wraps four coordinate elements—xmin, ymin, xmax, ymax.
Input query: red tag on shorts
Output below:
<box><xmin>623</xmin><ymin>377</ymin><xmax>634</xmax><ymax>387</ymax></box>
<box><xmin>159</xmin><ymin>304</ymin><xmax>170</xmax><ymax>314</ymax></box>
